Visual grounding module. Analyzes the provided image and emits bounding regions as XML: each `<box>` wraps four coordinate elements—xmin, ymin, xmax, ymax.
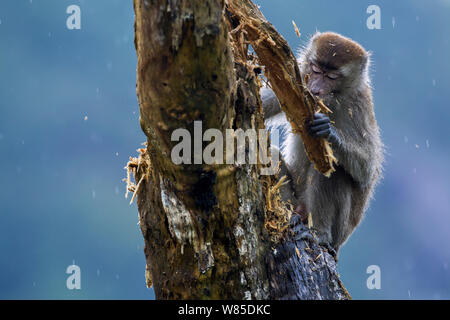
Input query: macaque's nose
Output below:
<box><xmin>311</xmin><ymin>88</ymin><xmax>324</xmax><ymax>96</ymax></box>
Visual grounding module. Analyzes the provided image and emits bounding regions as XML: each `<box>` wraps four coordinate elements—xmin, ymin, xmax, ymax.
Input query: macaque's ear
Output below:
<box><xmin>361</xmin><ymin>51</ymin><xmax>371</xmax><ymax>70</ymax></box>
<box><xmin>340</xmin><ymin>51</ymin><xmax>371</xmax><ymax>79</ymax></box>
<box><xmin>357</xmin><ymin>51</ymin><xmax>372</xmax><ymax>80</ymax></box>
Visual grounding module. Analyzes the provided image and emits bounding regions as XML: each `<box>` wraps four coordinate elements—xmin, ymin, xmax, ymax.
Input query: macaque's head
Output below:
<box><xmin>299</xmin><ymin>32</ymin><xmax>371</xmax><ymax>104</ymax></box>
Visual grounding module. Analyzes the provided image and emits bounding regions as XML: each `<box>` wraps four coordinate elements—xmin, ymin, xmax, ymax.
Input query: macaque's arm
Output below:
<box><xmin>308</xmin><ymin>112</ymin><xmax>376</xmax><ymax>186</ymax></box>
<box><xmin>260</xmin><ymin>86</ymin><xmax>282</xmax><ymax>119</ymax></box>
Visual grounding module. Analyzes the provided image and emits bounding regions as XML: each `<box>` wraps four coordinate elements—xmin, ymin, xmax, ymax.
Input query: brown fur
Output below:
<box><xmin>310</xmin><ymin>32</ymin><xmax>367</xmax><ymax>70</ymax></box>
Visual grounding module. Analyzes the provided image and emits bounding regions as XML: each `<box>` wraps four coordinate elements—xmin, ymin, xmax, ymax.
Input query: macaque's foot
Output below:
<box><xmin>298</xmin><ymin>230</ymin><xmax>317</xmax><ymax>244</ymax></box>
<box><xmin>321</xmin><ymin>242</ymin><xmax>339</xmax><ymax>263</ymax></box>
<box><xmin>290</xmin><ymin>214</ymin><xmax>317</xmax><ymax>244</ymax></box>
<box><xmin>312</xmin><ymin>230</ymin><xmax>338</xmax><ymax>262</ymax></box>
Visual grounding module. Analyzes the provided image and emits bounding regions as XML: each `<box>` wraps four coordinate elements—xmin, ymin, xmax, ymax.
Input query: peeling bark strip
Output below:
<box><xmin>132</xmin><ymin>0</ymin><xmax>349</xmax><ymax>300</ymax></box>
<box><xmin>227</xmin><ymin>0</ymin><xmax>337</xmax><ymax>176</ymax></box>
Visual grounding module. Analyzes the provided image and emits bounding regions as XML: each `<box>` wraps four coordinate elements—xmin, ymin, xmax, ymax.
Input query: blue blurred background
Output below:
<box><xmin>0</xmin><ymin>0</ymin><xmax>449</xmax><ymax>299</ymax></box>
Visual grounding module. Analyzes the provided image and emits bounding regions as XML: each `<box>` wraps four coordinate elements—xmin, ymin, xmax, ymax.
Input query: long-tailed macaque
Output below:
<box><xmin>262</xmin><ymin>32</ymin><xmax>384</xmax><ymax>253</ymax></box>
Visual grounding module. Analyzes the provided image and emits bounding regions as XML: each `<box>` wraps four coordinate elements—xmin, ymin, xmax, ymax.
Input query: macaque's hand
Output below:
<box><xmin>307</xmin><ymin>113</ymin><xmax>341</xmax><ymax>145</ymax></box>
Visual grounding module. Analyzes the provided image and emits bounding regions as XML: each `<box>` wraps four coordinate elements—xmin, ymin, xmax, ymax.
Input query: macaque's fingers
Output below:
<box><xmin>310</xmin><ymin>123</ymin><xmax>330</xmax><ymax>133</ymax></box>
<box><xmin>311</xmin><ymin>117</ymin><xmax>331</xmax><ymax>127</ymax></box>
<box><xmin>313</xmin><ymin>112</ymin><xmax>328</xmax><ymax>120</ymax></box>
<box><xmin>312</xmin><ymin>116</ymin><xmax>330</xmax><ymax>126</ymax></box>
<box><xmin>307</xmin><ymin>113</ymin><xmax>329</xmax><ymax>130</ymax></box>
<box><xmin>316</xmin><ymin>128</ymin><xmax>331</xmax><ymax>138</ymax></box>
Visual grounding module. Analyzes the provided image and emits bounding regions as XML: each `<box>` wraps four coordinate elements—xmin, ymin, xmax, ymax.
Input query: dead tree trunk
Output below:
<box><xmin>129</xmin><ymin>0</ymin><xmax>350</xmax><ymax>300</ymax></box>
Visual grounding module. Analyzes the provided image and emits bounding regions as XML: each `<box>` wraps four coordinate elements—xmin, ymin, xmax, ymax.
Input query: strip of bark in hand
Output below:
<box><xmin>227</xmin><ymin>0</ymin><xmax>336</xmax><ymax>176</ymax></box>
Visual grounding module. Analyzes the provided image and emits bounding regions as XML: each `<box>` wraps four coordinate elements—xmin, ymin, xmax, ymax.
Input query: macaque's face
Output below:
<box><xmin>306</xmin><ymin>61</ymin><xmax>341</xmax><ymax>99</ymax></box>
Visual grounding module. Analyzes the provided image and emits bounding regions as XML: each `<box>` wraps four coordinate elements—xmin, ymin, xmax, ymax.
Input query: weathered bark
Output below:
<box><xmin>130</xmin><ymin>0</ymin><xmax>350</xmax><ymax>300</ymax></box>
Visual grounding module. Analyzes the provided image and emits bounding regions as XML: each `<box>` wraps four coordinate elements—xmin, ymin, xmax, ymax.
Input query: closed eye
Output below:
<box><xmin>327</xmin><ymin>73</ymin><xmax>339</xmax><ymax>80</ymax></box>
<box><xmin>311</xmin><ymin>64</ymin><xmax>322</xmax><ymax>74</ymax></box>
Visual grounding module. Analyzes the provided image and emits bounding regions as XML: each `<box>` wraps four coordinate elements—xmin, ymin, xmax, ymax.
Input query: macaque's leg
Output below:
<box><xmin>305</xmin><ymin>169</ymin><xmax>353</xmax><ymax>252</ymax></box>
